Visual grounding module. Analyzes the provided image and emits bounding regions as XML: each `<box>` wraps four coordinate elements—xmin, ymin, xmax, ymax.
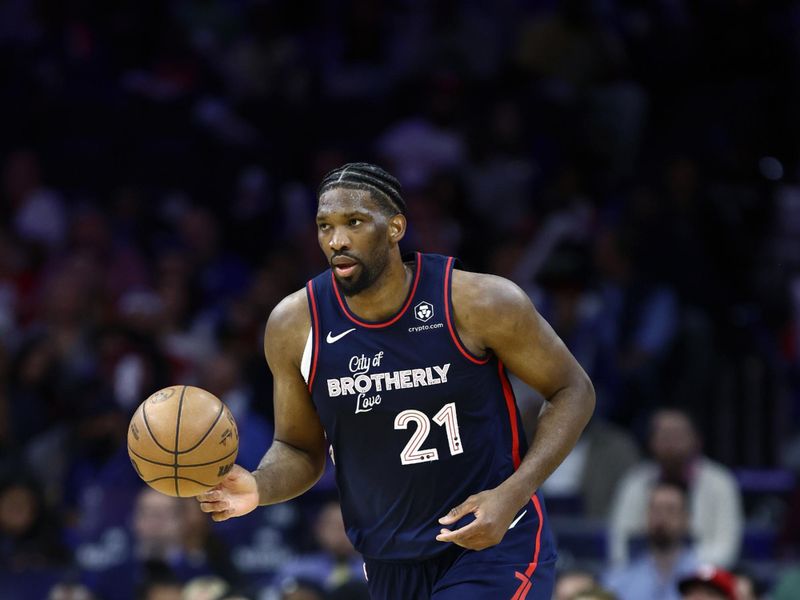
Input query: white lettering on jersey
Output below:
<box><xmin>327</xmin><ymin>362</ymin><xmax>451</xmax><ymax>400</ymax></box>
<box><xmin>355</xmin><ymin>393</ymin><xmax>381</xmax><ymax>414</ymax></box>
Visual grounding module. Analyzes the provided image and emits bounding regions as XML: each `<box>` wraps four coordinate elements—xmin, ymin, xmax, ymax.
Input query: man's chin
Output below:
<box><xmin>335</xmin><ymin>274</ymin><xmax>367</xmax><ymax>297</ymax></box>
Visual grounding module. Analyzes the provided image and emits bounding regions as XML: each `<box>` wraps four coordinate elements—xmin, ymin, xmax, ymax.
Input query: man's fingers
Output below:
<box><xmin>211</xmin><ymin>508</ymin><xmax>236</xmax><ymax>522</ymax></box>
<box><xmin>435</xmin><ymin>519</ymin><xmax>481</xmax><ymax>543</ymax></box>
<box><xmin>198</xmin><ymin>500</ymin><xmax>229</xmax><ymax>514</ymax></box>
<box><xmin>438</xmin><ymin>496</ymin><xmax>477</xmax><ymax>525</ymax></box>
<box><xmin>196</xmin><ymin>489</ymin><xmax>222</xmax><ymax>502</ymax></box>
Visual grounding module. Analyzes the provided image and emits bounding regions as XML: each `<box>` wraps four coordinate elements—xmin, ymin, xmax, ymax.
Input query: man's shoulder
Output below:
<box><xmin>450</xmin><ymin>269</ymin><xmax>531</xmax><ymax>315</ymax></box>
<box><xmin>696</xmin><ymin>456</ymin><xmax>738</xmax><ymax>486</ymax></box>
<box><xmin>270</xmin><ymin>288</ymin><xmax>310</xmax><ymax>327</ymax></box>
<box><xmin>619</xmin><ymin>461</ymin><xmax>659</xmax><ymax>487</ymax></box>
<box><xmin>264</xmin><ymin>288</ymin><xmax>310</xmax><ymax>363</ymax></box>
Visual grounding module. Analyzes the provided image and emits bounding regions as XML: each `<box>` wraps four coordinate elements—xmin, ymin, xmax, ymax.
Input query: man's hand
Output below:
<box><xmin>196</xmin><ymin>465</ymin><xmax>259</xmax><ymax>522</ymax></box>
<box><xmin>436</xmin><ymin>487</ymin><xmax>526</xmax><ymax>550</ymax></box>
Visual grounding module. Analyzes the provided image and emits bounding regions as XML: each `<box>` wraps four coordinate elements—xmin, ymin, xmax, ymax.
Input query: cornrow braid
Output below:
<box><xmin>318</xmin><ymin>162</ymin><xmax>406</xmax><ymax>215</ymax></box>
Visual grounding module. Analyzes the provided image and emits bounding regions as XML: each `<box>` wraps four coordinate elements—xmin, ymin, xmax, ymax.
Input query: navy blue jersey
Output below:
<box><xmin>305</xmin><ymin>253</ymin><xmax>552</xmax><ymax>561</ymax></box>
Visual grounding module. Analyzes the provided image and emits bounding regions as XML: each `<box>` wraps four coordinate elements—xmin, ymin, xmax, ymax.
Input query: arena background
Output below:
<box><xmin>1</xmin><ymin>1</ymin><xmax>800</xmax><ymax>599</ymax></box>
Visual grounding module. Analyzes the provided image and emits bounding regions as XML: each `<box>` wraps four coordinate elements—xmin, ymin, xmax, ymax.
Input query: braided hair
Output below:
<box><xmin>318</xmin><ymin>162</ymin><xmax>405</xmax><ymax>215</ymax></box>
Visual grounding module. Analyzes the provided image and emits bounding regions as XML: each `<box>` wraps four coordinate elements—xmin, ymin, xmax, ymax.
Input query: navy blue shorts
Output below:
<box><xmin>362</xmin><ymin>496</ymin><xmax>556</xmax><ymax>600</ymax></box>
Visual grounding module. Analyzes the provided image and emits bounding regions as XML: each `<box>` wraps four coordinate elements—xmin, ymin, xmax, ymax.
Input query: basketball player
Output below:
<box><xmin>198</xmin><ymin>163</ymin><xmax>595</xmax><ymax>599</ymax></box>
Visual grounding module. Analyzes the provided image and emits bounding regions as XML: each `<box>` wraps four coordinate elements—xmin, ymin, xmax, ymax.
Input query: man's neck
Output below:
<box><xmin>651</xmin><ymin>544</ymin><xmax>684</xmax><ymax>576</ymax></box>
<box><xmin>660</xmin><ymin>458</ymin><xmax>697</xmax><ymax>483</ymax></box>
<box><xmin>343</xmin><ymin>256</ymin><xmax>412</xmax><ymax>322</ymax></box>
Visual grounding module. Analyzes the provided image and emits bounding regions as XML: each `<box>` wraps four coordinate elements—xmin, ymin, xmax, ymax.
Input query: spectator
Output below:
<box><xmin>198</xmin><ymin>353</ymin><xmax>272</xmax><ymax>471</ymax></box>
<box><xmin>182</xmin><ymin>575</ymin><xmax>230</xmax><ymax>600</ymax></box>
<box><xmin>732</xmin><ymin>567</ymin><xmax>763</xmax><ymax>600</ymax></box>
<box><xmin>3</xmin><ymin>149</ymin><xmax>68</xmax><ymax>249</ymax></box>
<box><xmin>135</xmin><ymin>565</ymin><xmax>183</xmax><ymax>600</ymax></box>
<box><xmin>677</xmin><ymin>566</ymin><xmax>736</xmax><ymax>600</ymax></box>
<box><xmin>48</xmin><ymin>582</ymin><xmax>96</xmax><ymax>600</ymax></box>
<box><xmin>542</xmin><ymin>417</ymin><xmax>641</xmax><ymax>519</ymax></box>
<box><xmin>181</xmin><ymin>500</ymin><xmax>240</xmax><ymax>586</ymax></box>
<box><xmin>85</xmin><ymin>488</ymin><xmax>218</xmax><ymax>600</ymax></box>
<box><xmin>592</xmin><ymin>228</ymin><xmax>679</xmax><ymax>426</ymax></box>
<box><xmin>609</xmin><ymin>409</ymin><xmax>743</xmax><ymax>567</ymax></box>
<box><xmin>554</xmin><ymin>568</ymin><xmax>598</xmax><ymax>600</ymax></box>
<box><xmin>605</xmin><ymin>481</ymin><xmax>699</xmax><ymax>600</ymax></box>
<box><xmin>276</xmin><ymin>500</ymin><xmax>365</xmax><ymax>593</ymax></box>
<box><xmin>0</xmin><ymin>477</ymin><xmax>68</xmax><ymax>570</ymax></box>
<box><xmin>278</xmin><ymin>577</ymin><xmax>327</xmax><ymax>600</ymax></box>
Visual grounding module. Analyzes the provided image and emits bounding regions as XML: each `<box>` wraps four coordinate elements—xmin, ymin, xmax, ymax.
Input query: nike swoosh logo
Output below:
<box><xmin>508</xmin><ymin>509</ymin><xmax>527</xmax><ymax>530</ymax></box>
<box><xmin>326</xmin><ymin>328</ymin><xmax>356</xmax><ymax>344</ymax></box>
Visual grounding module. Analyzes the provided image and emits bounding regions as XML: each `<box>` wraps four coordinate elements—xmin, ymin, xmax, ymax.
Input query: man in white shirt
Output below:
<box><xmin>605</xmin><ymin>480</ymin><xmax>699</xmax><ymax>600</ymax></box>
<box><xmin>608</xmin><ymin>409</ymin><xmax>743</xmax><ymax>567</ymax></box>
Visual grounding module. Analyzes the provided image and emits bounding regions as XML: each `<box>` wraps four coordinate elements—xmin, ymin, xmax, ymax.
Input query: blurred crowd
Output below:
<box><xmin>1</xmin><ymin>0</ymin><xmax>800</xmax><ymax>599</ymax></box>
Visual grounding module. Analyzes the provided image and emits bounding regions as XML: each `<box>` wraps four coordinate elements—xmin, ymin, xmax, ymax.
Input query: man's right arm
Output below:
<box><xmin>197</xmin><ymin>290</ymin><xmax>328</xmax><ymax>520</ymax></box>
<box><xmin>254</xmin><ymin>289</ymin><xmax>328</xmax><ymax>505</ymax></box>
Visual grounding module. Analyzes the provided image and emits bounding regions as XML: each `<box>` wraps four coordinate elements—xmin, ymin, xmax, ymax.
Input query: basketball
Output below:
<box><xmin>127</xmin><ymin>385</ymin><xmax>239</xmax><ymax>498</ymax></box>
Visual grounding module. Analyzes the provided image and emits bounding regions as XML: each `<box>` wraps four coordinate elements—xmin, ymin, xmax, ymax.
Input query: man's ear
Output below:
<box><xmin>388</xmin><ymin>213</ymin><xmax>407</xmax><ymax>244</ymax></box>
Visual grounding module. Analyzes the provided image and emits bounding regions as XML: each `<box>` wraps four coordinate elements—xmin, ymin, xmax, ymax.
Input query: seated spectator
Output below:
<box><xmin>84</xmin><ymin>488</ymin><xmax>220</xmax><ymax>600</ymax></box>
<box><xmin>278</xmin><ymin>577</ymin><xmax>327</xmax><ymax>600</ymax></box>
<box><xmin>48</xmin><ymin>582</ymin><xmax>96</xmax><ymax>600</ymax></box>
<box><xmin>63</xmin><ymin>399</ymin><xmax>144</xmax><ymax>544</ymax></box>
<box><xmin>135</xmin><ymin>564</ymin><xmax>183</xmax><ymax>600</ymax></box>
<box><xmin>677</xmin><ymin>566</ymin><xmax>736</xmax><ymax>600</ymax></box>
<box><xmin>0</xmin><ymin>476</ymin><xmax>68</xmax><ymax>570</ymax></box>
<box><xmin>732</xmin><ymin>566</ymin><xmax>763</xmax><ymax>600</ymax></box>
<box><xmin>542</xmin><ymin>417</ymin><xmax>640</xmax><ymax>518</ymax></box>
<box><xmin>555</xmin><ymin>568</ymin><xmax>599</xmax><ymax>600</ymax></box>
<box><xmin>198</xmin><ymin>353</ymin><xmax>273</xmax><ymax>472</ymax></box>
<box><xmin>182</xmin><ymin>575</ymin><xmax>230</xmax><ymax>600</ymax></box>
<box><xmin>181</xmin><ymin>499</ymin><xmax>241</xmax><ymax>586</ymax></box>
<box><xmin>605</xmin><ymin>481</ymin><xmax>699</xmax><ymax>600</ymax></box>
<box><xmin>609</xmin><ymin>409</ymin><xmax>742</xmax><ymax>567</ymax></box>
<box><xmin>276</xmin><ymin>500</ymin><xmax>365</xmax><ymax>593</ymax></box>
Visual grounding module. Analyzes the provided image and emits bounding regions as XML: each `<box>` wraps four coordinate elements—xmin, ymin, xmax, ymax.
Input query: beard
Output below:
<box><xmin>649</xmin><ymin>527</ymin><xmax>680</xmax><ymax>552</ymax></box>
<box><xmin>333</xmin><ymin>247</ymin><xmax>390</xmax><ymax>297</ymax></box>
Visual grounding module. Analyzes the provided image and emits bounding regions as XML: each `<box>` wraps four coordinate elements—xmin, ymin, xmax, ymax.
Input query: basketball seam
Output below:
<box><xmin>178</xmin><ymin>401</ymin><xmax>225</xmax><ymax>454</ymax></box>
<box><xmin>173</xmin><ymin>385</ymin><xmax>187</xmax><ymax>496</ymax></box>
<box><xmin>145</xmin><ymin>475</ymin><xmax>217</xmax><ymax>488</ymax></box>
<box><xmin>141</xmin><ymin>403</ymin><xmax>175</xmax><ymax>455</ymax></box>
<box><xmin>129</xmin><ymin>445</ymin><xmax>238</xmax><ymax>468</ymax></box>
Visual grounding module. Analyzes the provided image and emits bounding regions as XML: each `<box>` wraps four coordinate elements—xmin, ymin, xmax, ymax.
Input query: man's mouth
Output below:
<box><xmin>332</xmin><ymin>256</ymin><xmax>359</xmax><ymax>278</ymax></box>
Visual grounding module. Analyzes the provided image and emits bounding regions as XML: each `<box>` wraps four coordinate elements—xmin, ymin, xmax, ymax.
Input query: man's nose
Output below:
<box><xmin>329</xmin><ymin>227</ymin><xmax>350</xmax><ymax>250</ymax></box>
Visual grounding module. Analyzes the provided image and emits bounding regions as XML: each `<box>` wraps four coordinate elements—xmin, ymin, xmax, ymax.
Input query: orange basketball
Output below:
<box><xmin>127</xmin><ymin>385</ymin><xmax>239</xmax><ymax>497</ymax></box>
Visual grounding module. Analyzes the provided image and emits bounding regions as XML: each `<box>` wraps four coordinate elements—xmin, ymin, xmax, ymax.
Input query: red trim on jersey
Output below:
<box><xmin>444</xmin><ymin>257</ymin><xmax>490</xmax><ymax>364</ymax></box>
<box><xmin>510</xmin><ymin>494</ymin><xmax>545</xmax><ymax>600</ymax></box>
<box><xmin>526</xmin><ymin>495</ymin><xmax>544</xmax><ymax>578</ymax></box>
<box><xmin>498</xmin><ymin>361</ymin><xmax>521</xmax><ymax>469</ymax></box>
<box><xmin>306</xmin><ymin>280</ymin><xmax>320</xmax><ymax>392</ymax></box>
<box><xmin>512</xmin><ymin>573</ymin><xmax>532</xmax><ymax>600</ymax></box>
<box><xmin>331</xmin><ymin>252</ymin><xmax>422</xmax><ymax>328</ymax></box>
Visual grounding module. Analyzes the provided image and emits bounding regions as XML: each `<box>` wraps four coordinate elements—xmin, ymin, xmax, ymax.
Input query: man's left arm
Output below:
<box><xmin>437</xmin><ymin>272</ymin><xmax>595</xmax><ymax>550</ymax></box>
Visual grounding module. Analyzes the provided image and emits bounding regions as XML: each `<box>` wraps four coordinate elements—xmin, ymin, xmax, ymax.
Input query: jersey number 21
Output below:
<box><xmin>394</xmin><ymin>402</ymin><xmax>463</xmax><ymax>465</ymax></box>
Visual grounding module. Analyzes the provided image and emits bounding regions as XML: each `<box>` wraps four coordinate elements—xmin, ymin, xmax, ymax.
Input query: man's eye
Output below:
<box><xmin>349</xmin><ymin>219</ymin><xmax>362</xmax><ymax>227</ymax></box>
<box><xmin>318</xmin><ymin>223</ymin><xmax>329</xmax><ymax>232</ymax></box>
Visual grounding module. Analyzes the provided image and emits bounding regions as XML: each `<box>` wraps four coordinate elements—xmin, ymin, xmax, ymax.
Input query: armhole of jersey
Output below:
<box><xmin>305</xmin><ymin>280</ymin><xmax>320</xmax><ymax>392</ymax></box>
<box><xmin>497</xmin><ymin>360</ymin><xmax>522</xmax><ymax>470</ymax></box>
<box><xmin>443</xmin><ymin>257</ymin><xmax>491</xmax><ymax>365</ymax></box>
<box><xmin>300</xmin><ymin>327</ymin><xmax>312</xmax><ymax>385</ymax></box>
